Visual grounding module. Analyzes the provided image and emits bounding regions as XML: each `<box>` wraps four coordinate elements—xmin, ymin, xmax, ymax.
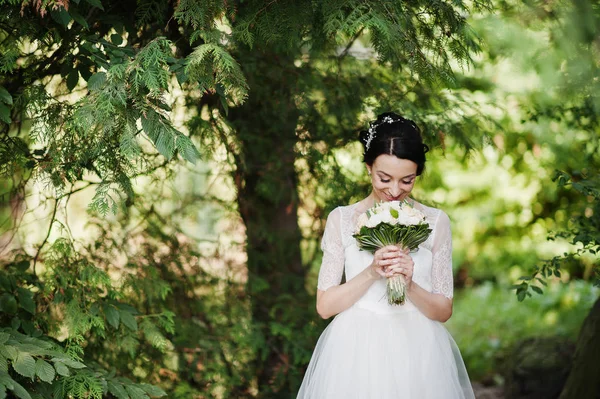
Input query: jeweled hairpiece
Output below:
<box><xmin>365</xmin><ymin>116</ymin><xmax>399</xmax><ymax>151</ymax></box>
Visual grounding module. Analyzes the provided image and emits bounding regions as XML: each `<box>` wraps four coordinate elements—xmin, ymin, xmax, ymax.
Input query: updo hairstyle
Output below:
<box><xmin>359</xmin><ymin>112</ymin><xmax>430</xmax><ymax>175</ymax></box>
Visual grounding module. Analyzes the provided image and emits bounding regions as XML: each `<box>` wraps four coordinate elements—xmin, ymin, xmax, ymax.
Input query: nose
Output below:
<box><xmin>390</xmin><ymin>184</ymin><xmax>401</xmax><ymax>197</ymax></box>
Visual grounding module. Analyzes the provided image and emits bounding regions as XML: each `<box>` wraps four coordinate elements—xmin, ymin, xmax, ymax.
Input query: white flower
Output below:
<box><xmin>358</xmin><ymin>200</ymin><xmax>427</xmax><ymax>231</ymax></box>
<box><xmin>356</xmin><ymin>212</ymin><xmax>369</xmax><ymax>232</ymax></box>
<box><xmin>397</xmin><ymin>202</ymin><xmax>426</xmax><ymax>225</ymax></box>
<box><xmin>366</xmin><ymin>212</ymin><xmax>385</xmax><ymax>228</ymax></box>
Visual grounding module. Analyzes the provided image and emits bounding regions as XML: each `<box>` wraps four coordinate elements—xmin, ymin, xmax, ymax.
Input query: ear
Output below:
<box><xmin>366</xmin><ymin>165</ymin><xmax>372</xmax><ymax>176</ymax></box>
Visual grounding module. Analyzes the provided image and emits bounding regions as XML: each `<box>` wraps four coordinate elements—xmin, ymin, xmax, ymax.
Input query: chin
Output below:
<box><xmin>379</xmin><ymin>193</ymin><xmax>408</xmax><ymax>202</ymax></box>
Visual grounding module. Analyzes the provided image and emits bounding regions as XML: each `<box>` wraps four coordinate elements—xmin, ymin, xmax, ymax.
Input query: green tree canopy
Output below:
<box><xmin>1</xmin><ymin>0</ymin><xmax>495</xmax><ymax>397</ymax></box>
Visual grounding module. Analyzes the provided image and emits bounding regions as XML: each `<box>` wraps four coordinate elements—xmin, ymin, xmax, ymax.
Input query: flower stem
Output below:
<box><xmin>386</xmin><ymin>274</ymin><xmax>406</xmax><ymax>305</ymax></box>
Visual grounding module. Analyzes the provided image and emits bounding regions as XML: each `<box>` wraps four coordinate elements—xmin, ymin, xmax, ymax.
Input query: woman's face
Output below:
<box><xmin>366</xmin><ymin>154</ymin><xmax>418</xmax><ymax>202</ymax></box>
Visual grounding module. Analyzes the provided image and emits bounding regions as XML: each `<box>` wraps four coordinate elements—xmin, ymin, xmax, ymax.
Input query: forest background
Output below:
<box><xmin>0</xmin><ymin>0</ymin><xmax>599</xmax><ymax>398</ymax></box>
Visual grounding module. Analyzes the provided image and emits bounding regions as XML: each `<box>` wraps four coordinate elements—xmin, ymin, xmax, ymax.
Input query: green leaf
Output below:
<box><xmin>34</xmin><ymin>359</ymin><xmax>55</xmax><ymax>383</ymax></box>
<box><xmin>8</xmin><ymin>379</ymin><xmax>31</xmax><ymax>399</ymax></box>
<box><xmin>125</xmin><ymin>385</ymin><xmax>149</xmax><ymax>399</ymax></box>
<box><xmin>0</xmin><ymin>374</ymin><xmax>13</xmax><ymax>392</ymax></box>
<box><xmin>0</xmin><ymin>333</ymin><xmax>9</xmax><ymax>346</ymax></box>
<box><xmin>0</xmin><ymin>372</ymin><xmax>13</xmax><ymax>388</ymax></box>
<box><xmin>0</xmin><ymin>294</ymin><xmax>17</xmax><ymax>314</ymax></box>
<box><xmin>0</xmin><ymin>103</ymin><xmax>10</xmax><ymax>124</ymax></box>
<box><xmin>107</xmin><ymin>381</ymin><xmax>129</xmax><ymax>399</ymax></box>
<box><xmin>104</xmin><ymin>304</ymin><xmax>120</xmax><ymax>329</ymax></box>
<box><xmin>13</xmin><ymin>261</ymin><xmax>29</xmax><ymax>272</ymax></box>
<box><xmin>1</xmin><ymin>345</ymin><xmax>17</xmax><ymax>361</ymax></box>
<box><xmin>175</xmin><ymin>133</ymin><xmax>200</xmax><ymax>164</ymax></box>
<box><xmin>50</xmin><ymin>8</ymin><xmax>71</xmax><ymax>27</ymax></box>
<box><xmin>0</xmin><ymin>384</ymin><xmax>6</xmax><ymax>399</ymax></box>
<box><xmin>59</xmin><ymin>358</ymin><xmax>85</xmax><ymax>369</ymax></box>
<box><xmin>84</xmin><ymin>0</ymin><xmax>104</xmax><ymax>9</ymax></box>
<box><xmin>0</xmin><ymin>87</ymin><xmax>12</xmax><ymax>105</ymax></box>
<box><xmin>119</xmin><ymin>310</ymin><xmax>138</xmax><ymax>331</ymax></box>
<box><xmin>87</xmin><ymin>72</ymin><xmax>107</xmax><ymax>90</ymax></box>
<box><xmin>120</xmin><ymin>128</ymin><xmax>141</xmax><ymax>158</ymax></box>
<box><xmin>69</xmin><ymin>8</ymin><xmax>89</xmax><ymax>29</ymax></box>
<box><xmin>139</xmin><ymin>384</ymin><xmax>166</xmax><ymax>397</ymax></box>
<box><xmin>12</xmin><ymin>352</ymin><xmax>35</xmax><ymax>379</ymax></box>
<box><xmin>16</xmin><ymin>288</ymin><xmax>35</xmax><ymax>315</ymax></box>
<box><xmin>154</xmin><ymin>127</ymin><xmax>176</xmax><ymax>160</ymax></box>
<box><xmin>531</xmin><ymin>286</ymin><xmax>544</xmax><ymax>295</ymax></box>
<box><xmin>10</xmin><ymin>318</ymin><xmax>20</xmax><ymax>331</ymax></box>
<box><xmin>52</xmin><ymin>361</ymin><xmax>69</xmax><ymax>377</ymax></box>
<box><xmin>111</xmin><ymin>34</ymin><xmax>123</xmax><ymax>46</ymax></box>
<box><xmin>0</xmin><ymin>354</ymin><xmax>7</xmax><ymax>373</ymax></box>
<box><xmin>66</xmin><ymin>69</ymin><xmax>79</xmax><ymax>91</ymax></box>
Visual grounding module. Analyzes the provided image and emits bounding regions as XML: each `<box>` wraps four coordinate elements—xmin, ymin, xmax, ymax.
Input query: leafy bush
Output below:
<box><xmin>0</xmin><ymin>245</ymin><xmax>169</xmax><ymax>398</ymax></box>
<box><xmin>448</xmin><ymin>281</ymin><xmax>599</xmax><ymax>382</ymax></box>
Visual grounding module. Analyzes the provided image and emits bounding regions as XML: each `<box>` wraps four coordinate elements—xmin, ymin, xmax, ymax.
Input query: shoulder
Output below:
<box><xmin>323</xmin><ymin>203</ymin><xmax>360</xmax><ymax>237</ymax></box>
<box><xmin>326</xmin><ymin>203</ymin><xmax>359</xmax><ymax>220</ymax></box>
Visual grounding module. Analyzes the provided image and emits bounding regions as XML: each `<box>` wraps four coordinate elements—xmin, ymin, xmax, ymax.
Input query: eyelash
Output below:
<box><xmin>380</xmin><ymin>179</ymin><xmax>414</xmax><ymax>184</ymax></box>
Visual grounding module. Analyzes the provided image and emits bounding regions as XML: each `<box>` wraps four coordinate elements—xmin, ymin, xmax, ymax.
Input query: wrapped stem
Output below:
<box><xmin>386</xmin><ymin>274</ymin><xmax>406</xmax><ymax>305</ymax></box>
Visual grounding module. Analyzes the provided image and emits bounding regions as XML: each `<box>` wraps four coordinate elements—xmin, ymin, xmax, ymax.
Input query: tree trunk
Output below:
<box><xmin>559</xmin><ymin>295</ymin><xmax>600</xmax><ymax>399</ymax></box>
<box><xmin>229</xmin><ymin>48</ymin><xmax>308</xmax><ymax>397</ymax></box>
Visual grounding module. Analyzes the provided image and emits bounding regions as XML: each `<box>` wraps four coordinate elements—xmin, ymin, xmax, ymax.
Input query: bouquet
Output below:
<box><xmin>353</xmin><ymin>201</ymin><xmax>432</xmax><ymax>305</ymax></box>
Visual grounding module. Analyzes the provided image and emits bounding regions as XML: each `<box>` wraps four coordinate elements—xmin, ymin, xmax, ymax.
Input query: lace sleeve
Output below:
<box><xmin>431</xmin><ymin>211</ymin><xmax>454</xmax><ymax>299</ymax></box>
<box><xmin>317</xmin><ymin>208</ymin><xmax>345</xmax><ymax>291</ymax></box>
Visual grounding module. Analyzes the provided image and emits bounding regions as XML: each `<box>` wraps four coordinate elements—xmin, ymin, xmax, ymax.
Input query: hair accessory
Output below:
<box><xmin>365</xmin><ymin>115</ymin><xmax>399</xmax><ymax>152</ymax></box>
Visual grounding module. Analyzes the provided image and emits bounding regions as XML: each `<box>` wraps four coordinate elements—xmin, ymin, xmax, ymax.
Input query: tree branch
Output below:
<box><xmin>32</xmin><ymin>198</ymin><xmax>58</xmax><ymax>275</ymax></box>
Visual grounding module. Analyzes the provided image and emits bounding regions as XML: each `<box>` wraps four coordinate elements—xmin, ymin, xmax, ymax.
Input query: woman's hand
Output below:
<box><xmin>387</xmin><ymin>247</ymin><xmax>414</xmax><ymax>286</ymax></box>
<box><xmin>371</xmin><ymin>245</ymin><xmax>403</xmax><ymax>278</ymax></box>
<box><xmin>372</xmin><ymin>246</ymin><xmax>414</xmax><ymax>285</ymax></box>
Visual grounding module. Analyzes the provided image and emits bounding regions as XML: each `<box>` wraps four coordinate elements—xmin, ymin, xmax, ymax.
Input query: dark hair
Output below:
<box><xmin>359</xmin><ymin>112</ymin><xmax>429</xmax><ymax>175</ymax></box>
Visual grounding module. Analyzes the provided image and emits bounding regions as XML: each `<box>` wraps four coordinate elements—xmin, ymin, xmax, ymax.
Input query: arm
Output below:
<box><xmin>406</xmin><ymin>210</ymin><xmax>454</xmax><ymax>322</ymax></box>
<box><xmin>407</xmin><ymin>282</ymin><xmax>453</xmax><ymax>322</ymax></box>
<box><xmin>316</xmin><ymin>267</ymin><xmax>380</xmax><ymax>319</ymax></box>
<box><xmin>317</xmin><ymin>246</ymin><xmax>402</xmax><ymax>319</ymax></box>
<box><xmin>315</xmin><ymin>208</ymin><xmax>400</xmax><ymax>319</ymax></box>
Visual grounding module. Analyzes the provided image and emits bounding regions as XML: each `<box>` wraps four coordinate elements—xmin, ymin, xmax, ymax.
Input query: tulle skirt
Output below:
<box><xmin>297</xmin><ymin>306</ymin><xmax>475</xmax><ymax>399</ymax></box>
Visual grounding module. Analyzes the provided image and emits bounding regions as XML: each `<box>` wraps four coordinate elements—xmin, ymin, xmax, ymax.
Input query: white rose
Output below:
<box><xmin>366</xmin><ymin>212</ymin><xmax>385</xmax><ymax>228</ymax></box>
<box><xmin>381</xmin><ymin>211</ymin><xmax>395</xmax><ymax>224</ymax></box>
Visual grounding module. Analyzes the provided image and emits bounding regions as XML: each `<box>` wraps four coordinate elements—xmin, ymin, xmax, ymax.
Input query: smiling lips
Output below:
<box><xmin>384</xmin><ymin>193</ymin><xmax>404</xmax><ymax>201</ymax></box>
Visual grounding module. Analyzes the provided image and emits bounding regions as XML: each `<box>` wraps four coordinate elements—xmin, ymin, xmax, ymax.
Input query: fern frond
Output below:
<box><xmin>185</xmin><ymin>43</ymin><xmax>249</xmax><ymax>102</ymax></box>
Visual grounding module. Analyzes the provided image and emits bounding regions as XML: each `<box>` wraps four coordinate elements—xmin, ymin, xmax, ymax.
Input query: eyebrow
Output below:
<box><xmin>377</xmin><ymin>171</ymin><xmax>416</xmax><ymax>179</ymax></box>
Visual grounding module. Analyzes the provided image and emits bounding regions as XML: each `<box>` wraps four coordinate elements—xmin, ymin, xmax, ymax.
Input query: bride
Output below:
<box><xmin>297</xmin><ymin>112</ymin><xmax>475</xmax><ymax>398</ymax></box>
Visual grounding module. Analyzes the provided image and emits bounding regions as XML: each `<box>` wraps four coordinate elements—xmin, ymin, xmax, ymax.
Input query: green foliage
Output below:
<box><xmin>498</xmin><ymin>0</ymin><xmax>600</xmax><ymax>301</ymax></box>
<box><xmin>448</xmin><ymin>281</ymin><xmax>599</xmax><ymax>381</ymax></box>
<box><xmin>9</xmin><ymin>0</ymin><xmax>581</xmax><ymax>395</ymax></box>
<box><xmin>0</xmin><ymin>241</ymin><xmax>170</xmax><ymax>398</ymax></box>
<box><xmin>516</xmin><ymin>170</ymin><xmax>600</xmax><ymax>300</ymax></box>
<box><xmin>185</xmin><ymin>43</ymin><xmax>249</xmax><ymax>104</ymax></box>
<box><xmin>0</xmin><ymin>86</ymin><xmax>11</xmax><ymax>124</ymax></box>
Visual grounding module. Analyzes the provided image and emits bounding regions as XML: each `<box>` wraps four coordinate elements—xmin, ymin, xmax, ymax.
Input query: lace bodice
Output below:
<box><xmin>317</xmin><ymin>201</ymin><xmax>454</xmax><ymax>311</ymax></box>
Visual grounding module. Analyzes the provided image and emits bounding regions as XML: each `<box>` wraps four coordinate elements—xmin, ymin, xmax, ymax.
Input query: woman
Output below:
<box><xmin>297</xmin><ymin>112</ymin><xmax>475</xmax><ymax>398</ymax></box>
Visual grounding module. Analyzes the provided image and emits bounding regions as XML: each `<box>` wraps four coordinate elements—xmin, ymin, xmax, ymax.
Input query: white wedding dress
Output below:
<box><xmin>297</xmin><ymin>201</ymin><xmax>475</xmax><ymax>399</ymax></box>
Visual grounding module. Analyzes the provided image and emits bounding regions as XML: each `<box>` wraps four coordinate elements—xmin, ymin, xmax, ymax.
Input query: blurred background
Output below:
<box><xmin>0</xmin><ymin>0</ymin><xmax>598</xmax><ymax>398</ymax></box>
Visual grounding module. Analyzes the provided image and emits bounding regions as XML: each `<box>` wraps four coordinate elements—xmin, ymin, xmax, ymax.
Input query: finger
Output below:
<box><xmin>383</xmin><ymin>244</ymin><xmax>400</xmax><ymax>251</ymax></box>
<box><xmin>382</xmin><ymin>250</ymin><xmax>402</xmax><ymax>259</ymax></box>
<box><xmin>383</xmin><ymin>257</ymin><xmax>402</xmax><ymax>266</ymax></box>
<box><xmin>389</xmin><ymin>266</ymin><xmax>413</xmax><ymax>277</ymax></box>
